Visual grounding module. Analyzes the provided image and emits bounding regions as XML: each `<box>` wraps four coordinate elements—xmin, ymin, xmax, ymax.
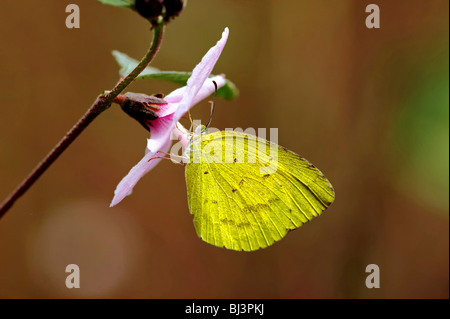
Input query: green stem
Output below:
<box><xmin>0</xmin><ymin>24</ymin><xmax>165</xmax><ymax>219</ymax></box>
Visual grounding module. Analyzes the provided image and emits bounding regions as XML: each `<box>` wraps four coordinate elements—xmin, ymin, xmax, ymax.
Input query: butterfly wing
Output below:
<box><xmin>185</xmin><ymin>131</ymin><xmax>335</xmax><ymax>251</ymax></box>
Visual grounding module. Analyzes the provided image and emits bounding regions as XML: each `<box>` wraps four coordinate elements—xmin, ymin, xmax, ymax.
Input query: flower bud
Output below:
<box><xmin>163</xmin><ymin>0</ymin><xmax>186</xmax><ymax>21</ymax></box>
<box><xmin>134</xmin><ymin>0</ymin><xmax>164</xmax><ymax>20</ymax></box>
<box><xmin>134</xmin><ymin>0</ymin><xmax>186</xmax><ymax>24</ymax></box>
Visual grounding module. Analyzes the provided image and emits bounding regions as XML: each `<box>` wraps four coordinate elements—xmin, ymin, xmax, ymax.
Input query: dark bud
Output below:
<box><xmin>134</xmin><ymin>0</ymin><xmax>164</xmax><ymax>20</ymax></box>
<box><xmin>163</xmin><ymin>0</ymin><xmax>185</xmax><ymax>21</ymax></box>
<box><xmin>115</xmin><ymin>92</ymin><xmax>167</xmax><ymax>132</ymax></box>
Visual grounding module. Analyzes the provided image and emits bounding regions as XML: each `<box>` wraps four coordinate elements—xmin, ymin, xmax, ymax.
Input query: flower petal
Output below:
<box><xmin>154</xmin><ymin>102</ymin><xmax>179</xmax><ymax>118</ymax></box>
<box><xmin>191</xmin><ymin>75</ymin><xmax>226</xmax><ymax>106</ymax></box>
<box><xmin>164</xmin><ymin>74</ymin><xmax>226</xmax><ymax>103</ymax></box>
<box><xmin>164</xmin><ymin>75</ymin><xmax>226</xmax><ymax>108</ymax></box>
<box><xmin>173</xmin><ymin>27</ymin><xmax>229</xmax><ymax>123</ymax></box>
<box><xmin>110</xmin><ymin>137</ymin><xmax>172</xmax><ymax>207</ymax></box>
<box><xmin>146</xmin><ymin>113</ymin><xmax>175</xmax><ymax>153</ymax></box>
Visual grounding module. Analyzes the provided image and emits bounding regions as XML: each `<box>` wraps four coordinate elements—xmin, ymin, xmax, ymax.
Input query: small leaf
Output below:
<box><xmin>112</xmin><ymin>50</ymin><xmax>159</xmax><ymax>77</ymax></box>
<box><xmin>97</xmin><ymin>0</ymin><xmax>134</xmax><ymax>8</ymax></box>
<box><xmin>112</xmin><ymin>50</ymin><xmax>239</xmax><ymax>100</ymax></box>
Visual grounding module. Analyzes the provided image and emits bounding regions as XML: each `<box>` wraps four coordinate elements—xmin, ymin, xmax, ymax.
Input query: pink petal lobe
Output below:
<box><xmin>146</xmin><ymin>113</ymin><xmax>175</xmax><ymax>152</ymax></box>
<box><xmin>164</xmin><ymin>75</ymin><xmax>226</xmax><ymax>106</ymax></box>
<box><xmin>192</xmin><ymin>75</ymin><xmax>226</xmax><ymax>106</ymax></box>
<box><xmin>110</xmin><ymin>138</ymin><xmax>172</xmax><ymax>207</ymax></box>
<box><xmin>152</xmin><ymin>101</ymin><xmax>177</xmax><ymax>117</ymax></box>
<box><xmin>155</xmin><ymin>102</ymin><xmax>179</xmax><ymax>118</ymax></box>
<box><xmin>173</xmin><ymin>27</ymin><xmax>229</xmax><ymax>123</ymax></box>
<box><xmin>164</xmin><ymin>88</ymin><xmax>185</xmax><ymax>104</ymax></box>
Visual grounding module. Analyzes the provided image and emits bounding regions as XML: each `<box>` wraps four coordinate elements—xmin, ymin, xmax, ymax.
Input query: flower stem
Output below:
<box><xmin>0</xmin><ymin>23</ymin><xmax>165</xmax><ymax>219</ymax></box>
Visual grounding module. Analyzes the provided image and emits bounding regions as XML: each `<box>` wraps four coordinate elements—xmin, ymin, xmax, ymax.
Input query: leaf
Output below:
<box><xmin>112</xmin><ymin>50</ymin><xmax>239</xmax><ymax>100</ymax></box>
<box><xmin>112</xmin><ymin>51</ymin><xmax>159</xmax><ymax>77</ymax></box>
<box><xmin>97</xmin><ymin>0</ymin><xmax>134</xmax><ymax>8</ymax></box>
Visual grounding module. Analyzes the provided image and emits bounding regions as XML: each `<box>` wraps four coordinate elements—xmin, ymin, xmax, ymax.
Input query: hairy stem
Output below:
<box><xmin>0</xmin><ymin>24</ymin><xmax>165</xmax><ymax>219</ymax></box>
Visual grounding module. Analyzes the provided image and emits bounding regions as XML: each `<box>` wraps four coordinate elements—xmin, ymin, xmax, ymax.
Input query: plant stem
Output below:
<box><xmin>0</xmin><ymin>24</ymin><xmax>165</xmax><ymax>219</ymax></box>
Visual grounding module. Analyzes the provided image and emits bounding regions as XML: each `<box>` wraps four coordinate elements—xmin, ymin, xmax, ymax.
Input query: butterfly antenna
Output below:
<box><xmin>205</xmin><ymin>80</ymin><xmax>218</xmax><ymax>130</ymax></box>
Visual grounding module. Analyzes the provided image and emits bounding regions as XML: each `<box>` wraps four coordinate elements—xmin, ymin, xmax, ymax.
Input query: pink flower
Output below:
<box><xmin>110</xmin><ymin>27</ymin><xmax>229</xmax><ymax>207</ymax></box>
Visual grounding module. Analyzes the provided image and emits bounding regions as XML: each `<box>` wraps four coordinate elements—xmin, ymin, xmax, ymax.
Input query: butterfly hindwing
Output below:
<box><xmin>185</xmin><ymin>131</ymin><xmax>335</xmax><ymax>251</ymax></box>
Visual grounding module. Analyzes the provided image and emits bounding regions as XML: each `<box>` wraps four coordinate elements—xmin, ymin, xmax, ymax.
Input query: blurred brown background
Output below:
<box><xmin>0</xmin><ymin>0</ymin><xmax>448</xmax><ymax>298</ymax></box>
